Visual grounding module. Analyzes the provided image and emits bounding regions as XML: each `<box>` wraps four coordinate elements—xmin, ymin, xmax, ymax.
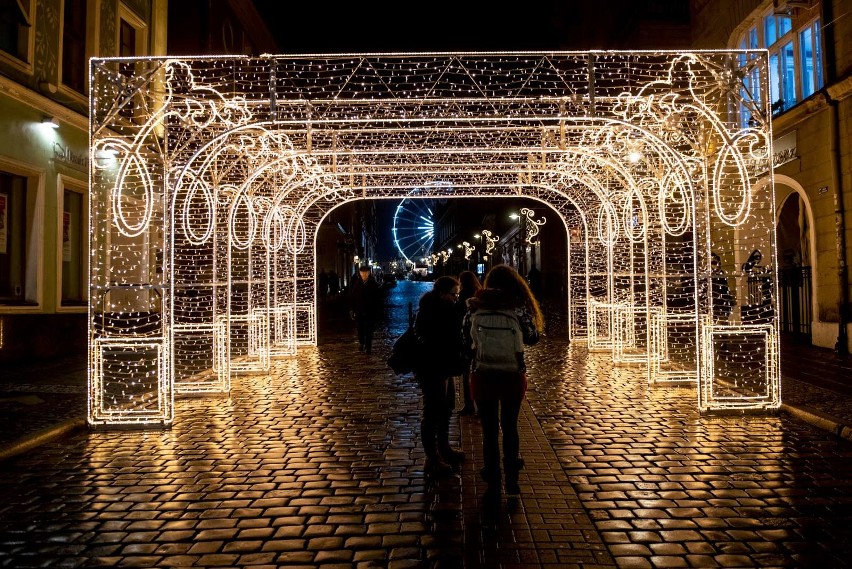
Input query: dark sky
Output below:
<box><xmin>251</xmin><ymin>1</ymin><xmax>601</xmax><ymax>53</ymax></box>
<box><xmin>251</xmin><ymin>1</ymin><xmax>694</xmax><ymax>54</ymax></box>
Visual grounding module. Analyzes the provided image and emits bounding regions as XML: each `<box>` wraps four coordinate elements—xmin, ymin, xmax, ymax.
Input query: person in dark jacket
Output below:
<box><xmin>350</xmin><ymin>265</ymin><xmax>381</xmax><ymax>354</ymax></box>
<box><xmin>456</xmin><ymin>270</ymin><xmax>483</xmax><ymax>416</ymax></box>
<box><xmin>415</xmin><ymin>275</ymin><xmax>465</xmax><ymax>477</ymax></box>
<box><xmin>463</xmin><ymin>264</ymin><xmax>542</xmax><ymax>502</ymax></box>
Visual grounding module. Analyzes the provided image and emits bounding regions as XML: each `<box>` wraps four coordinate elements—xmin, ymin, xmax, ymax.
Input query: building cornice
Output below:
<box><xmin>826</xmin><ymin>73</ymin><xmax>852</xmax><ymax>102</ymax></box>
<box><xmin>0</xmin><ymin>75</ymin><xmax>89</xmax><ymax>132</ymax></box>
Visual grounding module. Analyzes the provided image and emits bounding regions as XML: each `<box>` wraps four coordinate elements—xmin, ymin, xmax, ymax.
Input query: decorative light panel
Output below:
<box><xmin>89</xmin><ymin>52</ymin><xmax>779</xmax><ymax>426</ymax></box>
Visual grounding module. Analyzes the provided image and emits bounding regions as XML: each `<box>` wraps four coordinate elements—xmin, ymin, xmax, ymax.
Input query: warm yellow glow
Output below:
<box><xmin>88</xmin><ymin>51</ymin><xmax>780</xmax><ymax>427</ymax></box>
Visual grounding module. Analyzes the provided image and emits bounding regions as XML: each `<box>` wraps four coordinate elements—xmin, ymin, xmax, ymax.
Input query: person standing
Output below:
<box><xmin>464</xmin><ymin>264</ymin><xmax>542</xmax><ymax>501</ymax></box>
<box><xmin>350</xmin><ymin>265</ymin><xmax>381</xmax><ymax>354</ymax></box>
<box><xmin>415</xmin><ymin>276</ymin><xmax>466</xmax><ymax>477</ymax></box>
<box><xmin>318</xmin><ymin>268</ymin><xmax>329</xmax><ymax>302</ymax></box>
<box><xmin>526</xmin><ymin>264</ymin><xmax>543</xmax><ymax>301</ymax></box>
<box><xmin>456</xmin><ymin>270</ymin><xmax>482</xmax><ymax>416</ymax></box>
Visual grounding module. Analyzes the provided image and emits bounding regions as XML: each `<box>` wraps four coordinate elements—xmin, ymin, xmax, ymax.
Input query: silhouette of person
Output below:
<box><xmin>456</xmin><ymin>270</ymin><xmax>482</xmax><ymax>416</ymax></box>
<box><xmin>350</xmin><ymin>265</ymin><xmax>381</xmax><ymax>354</ymax></box>
<box><xmin>318</xmin><ymin>269</ymin><xmax>329</xmax><ymax>302</ymax></box>
<box><xmin>328</xmin><ymin>270</ymin><xmax>339</xmax><ymax>297</ymax></box>
<box><xmin>526</xmin><ymin>265</ymin><xmax>543</xmax><ymax>300</ymax></box>
<box><xmin>415</xmin><ymin>276</ymin><xmax>466</xmax><ymax>477</ymax></box>
<box><xmin>463</xmin><ymin>265</ymin><xmax>542</xmax><ymax>503</ymax></box>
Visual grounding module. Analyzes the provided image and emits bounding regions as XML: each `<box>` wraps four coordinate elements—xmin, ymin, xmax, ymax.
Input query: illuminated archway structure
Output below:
<box><xmin>89</xmin><ymin>52</ymin><xmax>778</xmax><ymax>427</ymax></box>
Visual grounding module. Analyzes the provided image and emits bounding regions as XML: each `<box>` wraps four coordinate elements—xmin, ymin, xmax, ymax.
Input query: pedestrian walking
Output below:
<box><xmin>456</xmin><ymin>270</ymin><xmax>482</xmax><ymax>416</ymax></box>
<box><xmin>318</xmin><ymin>268</ymin><xmax>329</xmax><ymax>302</ymax></box>
<box><xmin>350</xmin><ymin>265</ymin><xmax>381</xmax><ymax>354</ymax></box>
<box><xmin>328</xmin><ymin>270</ymin><xmax>339</xmax><ymax>297</ymax></box>
<box><xmin>414</xmin><ymin>275</ymin><xmax>466</xmax><ymax>477</ymax></box>
<box><xmin>463</xmin><ymin>264</ymin><xmax>542</xmax><ymax>501</ymax></box>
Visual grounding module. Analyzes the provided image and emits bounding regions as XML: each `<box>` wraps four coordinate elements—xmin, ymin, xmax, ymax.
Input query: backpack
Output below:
<box><xmin>387</xmin><ymin>326</ymin><xmax>420</xmax><ymax>375</ymax></box>
<box><xmin>469</xmin><ymin>309</ymin><xmax>525</xmax><ymax>373</ymax></box>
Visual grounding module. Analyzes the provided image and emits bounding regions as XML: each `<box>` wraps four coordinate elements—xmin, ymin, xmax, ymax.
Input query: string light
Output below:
<box><xmin>89</xmin><ymin>51</ymin><xmax>780</xmax><ymax>427</ymax></box>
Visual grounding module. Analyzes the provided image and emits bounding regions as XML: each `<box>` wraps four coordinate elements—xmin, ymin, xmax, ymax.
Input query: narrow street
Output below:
<box><xmin>0</xmin><ymin>281</ymin><xmax>851</xmax><ymax>567</ymax></box>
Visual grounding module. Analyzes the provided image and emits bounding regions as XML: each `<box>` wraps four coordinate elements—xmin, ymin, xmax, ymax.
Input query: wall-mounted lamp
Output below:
<box><xmin>509</xmin><ymin>213</ymin><xmax>519</xmax><ymax>220</ymax></box>
<box><xmin>42</xmin><ymin>116</ymin><xmax>60</xmax><ymax>129</ymax></box>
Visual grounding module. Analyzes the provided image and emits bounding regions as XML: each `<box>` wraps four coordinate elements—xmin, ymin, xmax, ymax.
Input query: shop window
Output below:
<box><xmin>59</xmin><ymin>180</ymin><xmax>87</xmax><ymax>307</ymax></box>
<box><xmin>0</xmin><ymin>171</ymin><xmax>35</xmax><ymax>305</ymax></box>
<box><xmin>0</xmin><ymin>0</ymin><xmax>33</xmax><ymax>67</ymax></box>
<box><xmin>61</xmin><ymin>0</ymin><xmax>88</xmax><ymax>93</ymax></box>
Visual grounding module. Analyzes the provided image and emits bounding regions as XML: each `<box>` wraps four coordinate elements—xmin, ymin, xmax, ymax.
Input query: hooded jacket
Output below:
<box><xmin>414</xmin><ymin>289</ymin><xmax>465</xmax><ymax>379</ymax></box>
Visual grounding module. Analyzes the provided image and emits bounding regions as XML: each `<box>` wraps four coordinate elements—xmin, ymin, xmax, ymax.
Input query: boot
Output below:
<box><xmin>480</xmin><ymin>466</ymin><xmax>502</xmax><ymax>504</ymax></box>
<box><xmin>439</xmin><ymin>445</ymin><xmax>466</xmax><ymax>466</ymax></box>
<box><xmin>504</xmin><ymin>458</ymin><xmax>524</xmax><ymax>495</ymax></box>
<box><xmin>425</xmin><ymin>455</ymin><xmax>454</xmax><ymax>478</ymax></box>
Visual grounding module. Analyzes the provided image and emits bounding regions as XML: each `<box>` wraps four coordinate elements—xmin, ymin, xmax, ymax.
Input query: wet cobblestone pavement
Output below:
<box><xmin>527</xmin><ymin>338</ymin><xmax>852</xmax><ymax>568</ymax></box>
<box><xmin>1</xmin><ymin>282</ymin><xmax>852</xmax><ymax>567</ymax></box>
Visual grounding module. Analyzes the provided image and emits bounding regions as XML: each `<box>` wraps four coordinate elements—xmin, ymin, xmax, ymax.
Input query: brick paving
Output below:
<box><xmin>0</xmin><ymin>330</ymin><xmax>612</xmax><ymax>568</ymax></box>
<box><xmin>527</xmin><ymin>335</ymin><xmax>852</xmax><ymax>568</ymax></box>
<box><xmin>2</xmin><ymin>314</ymin><xmax>852</xmax><ymax>566</ymax></box>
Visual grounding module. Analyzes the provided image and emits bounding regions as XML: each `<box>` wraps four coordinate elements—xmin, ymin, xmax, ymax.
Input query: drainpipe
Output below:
<box><xmin>823</xmin><ymin>1</ymin><xmax>848</xmax><ymax>355</ymax></box>
<box><xmin>831</xmin><ymin>110</ymin><xmax>848</xmax><ymax>356</ymax></box>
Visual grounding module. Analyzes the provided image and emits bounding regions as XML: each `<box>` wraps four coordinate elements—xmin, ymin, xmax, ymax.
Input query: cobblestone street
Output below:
<box><xmin>1</xmin><ymin>282</ymin><xmax>852</xmax><ymax>567</ymax></box>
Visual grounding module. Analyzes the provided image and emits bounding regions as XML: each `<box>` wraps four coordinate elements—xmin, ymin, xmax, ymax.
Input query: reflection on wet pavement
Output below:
<box><xmin>0</xmin><ymin>280</ymin><xmax>850</xmax><ymax>567</ymax></box>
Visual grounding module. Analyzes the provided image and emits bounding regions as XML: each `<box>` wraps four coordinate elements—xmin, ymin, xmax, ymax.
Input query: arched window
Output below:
<box><xmin>735</xmin><ymin>5</ymin><xmax>823</xmax><ymax>127</ymax></box>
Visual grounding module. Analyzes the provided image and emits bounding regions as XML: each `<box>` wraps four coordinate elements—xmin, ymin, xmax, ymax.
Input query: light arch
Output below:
<box><xmin>88</xmin><ymin>52</ymin><xmax>781</xmax><ymax>427</ymax></box>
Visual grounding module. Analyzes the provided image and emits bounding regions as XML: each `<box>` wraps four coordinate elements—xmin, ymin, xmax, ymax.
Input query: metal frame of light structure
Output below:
<box><xmin>88</xmin><ymin>51</ymin><xmax>779</xmax><ymax>427</ymax></box>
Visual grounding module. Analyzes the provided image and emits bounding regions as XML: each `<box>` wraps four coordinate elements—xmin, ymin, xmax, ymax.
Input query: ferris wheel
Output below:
<box><xmin>392</xmin><ymin>194</ymin><xmax>435</xmax><ymax>265</ymax></box>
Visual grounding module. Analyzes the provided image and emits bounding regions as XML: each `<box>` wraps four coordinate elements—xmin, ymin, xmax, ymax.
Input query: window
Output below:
<box><xmin>116</xmin><ymin>3</ymin><xmax>148</xmax><ymax>121</ymax></box>
<box><xmin>58</xmin><ymin>177</ymin><xmax>87</xmax><ymax>308</ymax></box>
<box><xmin>117</xmin><ymin>3</ymin><xmax>147</xmax><ymax>59</ymax></box>
<box><xmin>61</xmin><ymin>0</ymin><xmax>88</xmax><ymax>93</ymax></box>
<box><xmin>799</xmin><ymin>20</ymin><xmax>823</xmax><ymax>99</ymax></box>
<box><xmin>0</xmin><ymin>169</ymin><xmax>41</xmax><ymax>306</ymax></box>
<box><xmin>735</xmin><ymin>8</ymin><xmax>823</xmax><ymax>125</ymax></box>
<box><xmin>0</xmin><ymin>0</ymin><xmax>33</xmax><ymax>67</ymax></box>
<box><xmin>119</xmin><ymin>18</ymin><xmax>136</xmax><ymax>57</ymax></box>
<box><xmin>0</xmin><ymin>172</ymin><xmax>27</xmax><ymax>302</ymax></box>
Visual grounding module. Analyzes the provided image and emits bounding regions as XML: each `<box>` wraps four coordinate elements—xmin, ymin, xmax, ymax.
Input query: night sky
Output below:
<box><xmin>250</xmin><ymin>1</ymin><xmax>618</xmax><ymax>54</ymax></box>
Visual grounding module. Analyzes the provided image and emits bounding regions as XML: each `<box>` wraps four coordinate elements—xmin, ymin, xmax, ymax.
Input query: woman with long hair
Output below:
<box><xmin>456</xmin><ymin>270</ymin><xmax>483</xmax><ymax>415</ymax></box>
<box><xmin>463</xmin><ymin>264</ymin><xmax>542</xmax><ymax>502</ymax></box>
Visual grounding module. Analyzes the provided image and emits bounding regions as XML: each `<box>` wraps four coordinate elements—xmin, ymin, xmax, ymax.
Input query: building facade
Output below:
<box><xmin>0</xmin><ymin>0</ymin><xmax>279</xmax><ymax>362</ymax></box>
<box><xmin>0</xmin><ymin>0</ymin><xmax>168</xmax><ymax>362</ymax></box>
<box><xmin>693</xmin><ymin>0</ymin><xmax>852</xmax><ymax>350</ymax></box>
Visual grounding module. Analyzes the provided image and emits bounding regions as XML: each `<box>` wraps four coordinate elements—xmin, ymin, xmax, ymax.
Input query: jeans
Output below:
<box><xmin>472</xmin><ymin>371</ymin><xmax>526</xmax><ymax>483</ymax></box>
<box><xmin>355</xmin><ymin>315</ymin><xmax>375</xmax><ymax>352</ymax></box>
<box><xmin>418</xmin><ymin>375</ymin><xmax>454</xmax><ymax>457</ymax></box>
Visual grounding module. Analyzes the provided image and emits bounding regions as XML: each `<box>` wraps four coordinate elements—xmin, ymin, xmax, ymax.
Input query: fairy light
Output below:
<box><xmin>89</xmin><ymin>51</ymin><xmax>780</xmax><ymax>427</ymax></box>
<box><xmin>480</xmin><ymin>229</ymin><xmax>499</xmax><ymax>255</ymax></box>
<box><xmin>520</xmin><ymin>207</ymin><xmax>546</xmax><ymax>245</ymax></box>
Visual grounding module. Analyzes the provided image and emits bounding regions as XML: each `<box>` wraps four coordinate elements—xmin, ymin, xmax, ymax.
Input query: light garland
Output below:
<box><xmin>520</xmin><ymin>207</ymin><xmax>546</xmax><ymax>245</ymax></box>
<box><xmin>480</xmin><ymin>229</ymin><xmax>499</xmax><ymax>255</ymax></box>
<box><xmin>88</xmin><ymin>52</ymin><xmax>780</xmax><ymax>427</ymax></box>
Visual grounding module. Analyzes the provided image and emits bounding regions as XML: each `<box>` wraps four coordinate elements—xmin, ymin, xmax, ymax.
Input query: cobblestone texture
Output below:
<box><xmin>527</xmin><ymin>333</ymin><xmax>852</xmax><ymax>568</ymax></box>
<box><xmin>0</xmin><ymin>322</ymin><xmax>612</xmax><ymax>568</ymax></box>
<box><xmin>2</xmin><ymin>282</ymin><xmax>852</xmax><ymax>567</ymax></box>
